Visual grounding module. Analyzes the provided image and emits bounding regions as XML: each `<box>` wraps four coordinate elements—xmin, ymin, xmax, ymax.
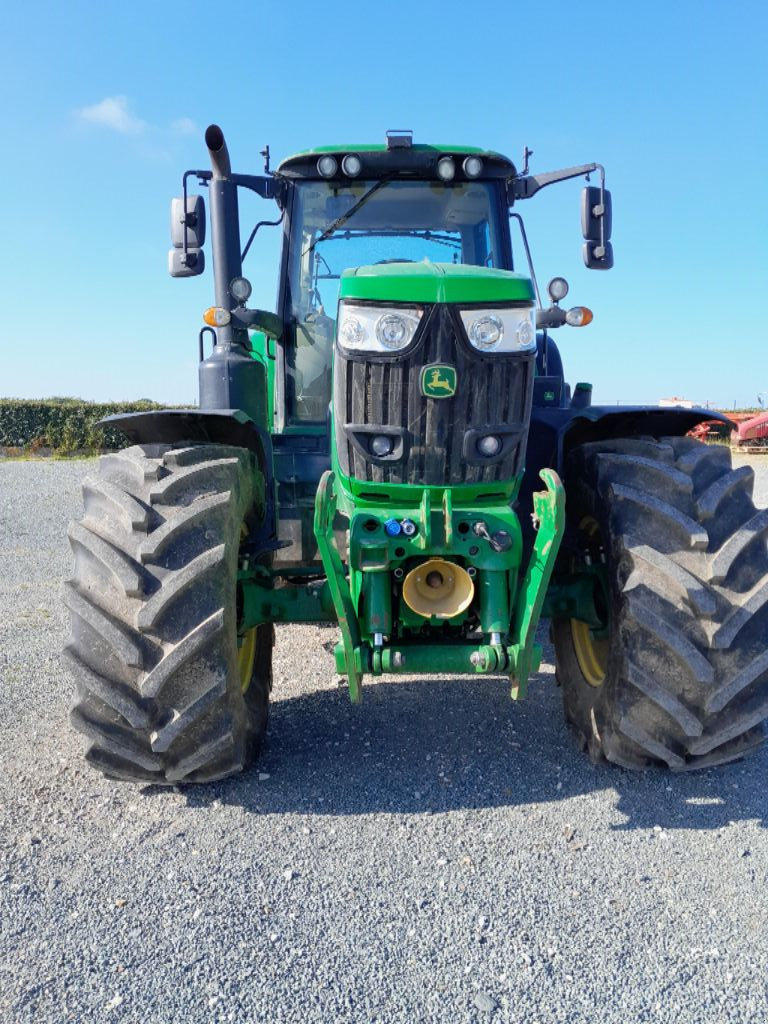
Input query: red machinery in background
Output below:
<box><xmin>690</xmin><ymin>411</ymin><xmax>768</xmax><ymax>449</ymax></box>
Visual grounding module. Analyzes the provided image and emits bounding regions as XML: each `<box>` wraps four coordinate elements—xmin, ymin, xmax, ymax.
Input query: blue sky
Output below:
<box><xmin>1</xmin><ymin>0</ymin><xmax>766</xmax><ymax>408</ymax></box>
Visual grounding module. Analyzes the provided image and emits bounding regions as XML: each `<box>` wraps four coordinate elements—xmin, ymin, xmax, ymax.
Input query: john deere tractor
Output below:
<box><xmin>64</xmin><ymin>125</ymin><xmax>768</xmax><ymax>783</ymax></box>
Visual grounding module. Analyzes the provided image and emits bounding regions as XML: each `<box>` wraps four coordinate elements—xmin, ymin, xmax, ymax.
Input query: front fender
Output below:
<box><xmin>98</xmin><ymin>408</ymin><xmax>271</xmax><ymax>472</ymax></box>
<box><xmin>520</xmin><ymin>404</ymin><xmax>733</xmax><ymax>553</ymax></box>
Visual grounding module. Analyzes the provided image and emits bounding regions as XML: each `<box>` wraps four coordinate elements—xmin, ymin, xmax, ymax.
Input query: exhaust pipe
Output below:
<box><xmin>198</xmin><ymin>123</ymin><xmax>267</xmax><ymax>424</ymax></box>
<box><xmin>205</xmin><ymin>124</ymin><xmax>232</xmax><ymax>180</ymax></box>
<box><xmin>203</xmin><ymin>123</ymin><xmax>242</xmax><ymax>326</ymax></box>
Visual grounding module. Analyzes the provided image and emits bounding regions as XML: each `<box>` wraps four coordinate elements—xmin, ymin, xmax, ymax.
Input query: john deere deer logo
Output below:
<box><xmin>420</xmin><ymin>364</ymin><xmax>457</xmax><ymax>399</ymax></box>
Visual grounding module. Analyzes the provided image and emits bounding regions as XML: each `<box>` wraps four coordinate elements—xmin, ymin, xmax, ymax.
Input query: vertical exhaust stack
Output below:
<box><xmin>205</xmin><ymin>123</ymin><xmax>233</xmax><ymax>179</ymax></box>
<box><xmin>199</xmin><ymin>125</ymin><xmax>267</xmax><ymax>425</ymax></box>
<box><xmin>205</xmin><ymin>124</ymin><xmax>244</xmax><ymax>342</ymax></box>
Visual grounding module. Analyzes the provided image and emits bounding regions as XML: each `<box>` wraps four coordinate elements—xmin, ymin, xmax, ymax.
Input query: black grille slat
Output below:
<box><xmin>406</xmin><ymin>338</ymin><xmax>426</xmax><ymax>483</ymax></box>
<box><xmin>369</xmin><ymin>362</ymin><xmax>386</xmax><ymax>484</ymax></box>
<box><xmin>335</xmin><ymin>305</ymin><xmax>534</xmax><ymax>486</ymax></box>
<box><xmin>351</xmin><ymin>362</ymin><xmax>366</xmax><ymax>480</ymax></box>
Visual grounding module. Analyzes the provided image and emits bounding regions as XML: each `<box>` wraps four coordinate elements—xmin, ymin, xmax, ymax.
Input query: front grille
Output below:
<box><xmin>334</xmin><ymin>305</ymin><xmax>534</xmax><ymax>486</ymax></box>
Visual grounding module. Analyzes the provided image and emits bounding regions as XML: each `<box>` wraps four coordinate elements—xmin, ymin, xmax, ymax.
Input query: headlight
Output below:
<box><xmin>338</xmin><ymin>302</ymin><xmax>422</xmax><ymax>353</ymax></box>
<box><xmin>459</xmin><ymin>306</ymin><xmax>536</xmax><ymax>353</ymax></box>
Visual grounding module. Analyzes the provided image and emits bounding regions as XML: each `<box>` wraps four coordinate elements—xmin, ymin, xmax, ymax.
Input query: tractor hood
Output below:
<box><xmin>339</xmin><ymin>262</ymin><xmax>535</xmax><ymax>305</ymax></box>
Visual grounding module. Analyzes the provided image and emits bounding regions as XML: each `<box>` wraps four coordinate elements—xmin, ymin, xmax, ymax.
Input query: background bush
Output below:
<box><xmin>0</xmin><ymin>399</ymin><xmax>190</xmax><ymax>453</ymax></box>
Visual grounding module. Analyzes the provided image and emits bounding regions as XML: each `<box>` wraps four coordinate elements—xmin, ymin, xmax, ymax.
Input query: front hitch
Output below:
<box><xmin>313</xmin><ymin>468</ymin><xmax>565</xmax><ymax>702</ymax></box>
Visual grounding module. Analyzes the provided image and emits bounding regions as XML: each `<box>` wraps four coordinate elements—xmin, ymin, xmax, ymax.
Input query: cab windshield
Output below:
<box><xmin>283</xmin><ymin>178</ymin><xmax>507</xmax><ymax>423</ymax></box>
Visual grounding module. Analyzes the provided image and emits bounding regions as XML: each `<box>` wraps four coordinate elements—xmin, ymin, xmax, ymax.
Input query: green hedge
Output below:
<box><xmin>0</xmin><ymin>399</ymin><xmax>191</xmax><ymax>453</ymax></box>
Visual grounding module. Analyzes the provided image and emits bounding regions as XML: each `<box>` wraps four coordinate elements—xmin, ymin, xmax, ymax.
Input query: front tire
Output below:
<box><xmin>64</xmin><ymin>443</ymin><xmax>273</xmax><ymax>784</ymax></box>
<box><xmin>553</xmin><ymin>436</ymin><xmax>768</xmax><ymax>770</ymax></box>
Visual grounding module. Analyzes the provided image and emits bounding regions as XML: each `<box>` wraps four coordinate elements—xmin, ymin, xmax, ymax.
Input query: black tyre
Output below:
<box><xmin>64</xmin><ymin>443</ymin><xmax>273</xmax><ymax>784</ymax></box>
<box><xmin>553</xmin><ymin>436</ymin><xmax>768</xmax><ymax>770</ymax></box>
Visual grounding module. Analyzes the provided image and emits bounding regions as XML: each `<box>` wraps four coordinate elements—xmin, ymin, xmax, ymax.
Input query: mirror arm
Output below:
<box><xmin>230</xmin><ymin>173</ymin><xmax>282</xmax><ymax>201</ymax></box>
<box><xmin>232</xmin><ymin>307</ymin><xmax>284</xmax><ymax>339</ymax></box>
<box><xmin>511</xmin><ymin>162</ymin><xmax>604</xmax><ymax>201</ymax></box>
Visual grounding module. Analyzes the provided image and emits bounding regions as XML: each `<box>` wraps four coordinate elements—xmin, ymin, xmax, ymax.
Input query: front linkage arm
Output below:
<box><xmin>507</xmin><ymin>468</ymin><xmax>565</xmax><ymax>699</ymax></box>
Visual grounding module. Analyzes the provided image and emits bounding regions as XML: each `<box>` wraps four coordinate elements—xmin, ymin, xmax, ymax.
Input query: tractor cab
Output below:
<box><xmin>275</xmin><ymin>142</ymin><xmax>517</xmax><ymax>427</ymax></box>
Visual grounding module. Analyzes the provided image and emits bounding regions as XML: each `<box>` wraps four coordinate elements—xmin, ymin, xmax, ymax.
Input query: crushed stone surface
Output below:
<box><xmin>0</xmin><ymin>456</ymin><xmax>766</xmax><ymax>1023</ymax></box>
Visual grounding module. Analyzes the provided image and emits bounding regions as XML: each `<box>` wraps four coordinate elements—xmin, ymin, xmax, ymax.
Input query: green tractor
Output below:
<box><xmin>64</xmin><ymin>126</ymin><xmax>768</xmax><ymax>783</ymax></box>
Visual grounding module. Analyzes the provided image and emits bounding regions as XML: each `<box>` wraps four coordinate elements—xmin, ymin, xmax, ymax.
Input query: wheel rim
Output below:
<box><xmin>237</xmin><ymin>524</ymin><xmax>258</xmax><ymax>694</ymax></box>
<box><xmin>570</xmin><ymin>617</ymin><xmax>608</xmax><ymax>687</ymax></box>
<box><xmin>571</xmin><ymin>515</ymin><xmax>609</xmax><ymax>688</ymax></box>
<box><xmin>237</xmin><ymin>625</ymin><xmax>258</xmax><ymax>693</ymax></box>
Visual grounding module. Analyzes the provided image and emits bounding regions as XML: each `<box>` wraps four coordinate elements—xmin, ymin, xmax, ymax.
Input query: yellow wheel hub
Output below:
<box><xmin>571</xmin><ymin>617</ymin><xmax>608</xmax><ymax>687</ymax></box>
<box><xmin>571</xmin><ymin>515</ymin><xmax>608</xmax><ymax>688</ymax></box>
<box><xmin>237</xmin><ymin>523</ymin><xmax>258</xmax><ymax>694</ymax></box>
<box><xmin>237</xmin><ymin>625</ymin><xmax>258</xmax><ymax>693</ymax></box>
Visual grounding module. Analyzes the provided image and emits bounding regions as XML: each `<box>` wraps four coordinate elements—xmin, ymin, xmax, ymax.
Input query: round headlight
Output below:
<box><xmin>516</xmin><ymin>318</ymin><xmax>534</xmax><ymax>348</ymax></box>
<box><xmin>370</xmin><ymin>435</ymin><xmax>394</xmax><ymax>457</ymax></box>
<box><xmin>342</xmin><ymin>153</ymin><xmax>362</xmax><ymax>177</ymax></box>
<box><xmin>229</xmin><ymin>276</ymin><xmax>252</xmax><ymax>303</ymax></box>
<box><xmin>463</xmin><ymin>156</ymin><xmax>483</xmax><ymax>178</ymax></box>
<box><xmin>547</xmin><ymin>276</ymin><xmax>569</xmax><ymax>303</ymax></box>
<box><xmin>477</xmin><ymin>435</ymin><xmax>502</xmax><ymax>457</ymax></box>
<box><xmin>376</xmin><ymin>313</ymin><xmax>412</xmax><ymax>349</ymax></box>
<box><xmin>317</xmin><ymin>155</ymin><xmax>338</xmax><ymax>178</ymax></box>
<box><xmin>468</xmin><ymin>314</ymin><xmax>504</xmax><ymax>350</ymax></box>
<box><xmin>339</xmin><ymin>315</ymin><xmax>366</xmax><ymax>346</ymax></box>
<box><xmin>436</xmin><ymin>157</ymin><xmax>456</xmax><ymax>181</ymax></box>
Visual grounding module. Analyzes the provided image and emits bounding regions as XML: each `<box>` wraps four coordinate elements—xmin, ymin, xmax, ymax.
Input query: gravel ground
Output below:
<box><xmin>0</xmin><ymin>453</ymin><xmax>766</xmax><ymax>1024</ymax></box>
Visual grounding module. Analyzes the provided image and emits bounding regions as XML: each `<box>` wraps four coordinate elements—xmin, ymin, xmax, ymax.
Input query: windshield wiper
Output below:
<box><xmin>303</xmin><ymin>176</ymin><xmax>393</xmax><ymax>256</ymax></box>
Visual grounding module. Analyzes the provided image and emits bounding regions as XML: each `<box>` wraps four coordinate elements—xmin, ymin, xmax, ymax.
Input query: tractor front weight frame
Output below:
<box><xmin>232</xmin><ymin>467</ymin><xmax>567</xmax><ymax>703</ymax></box>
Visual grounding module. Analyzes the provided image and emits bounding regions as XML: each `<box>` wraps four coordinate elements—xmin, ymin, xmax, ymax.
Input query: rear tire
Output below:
<box><xmin>553</xmin><ymin>436</ymin><xmax>768</xmax><ymax>770</ymax></box>
<box><xmin>64</xmin><ymin>443</ymin><xmax>273</xmax><ymax>784</ymax></box>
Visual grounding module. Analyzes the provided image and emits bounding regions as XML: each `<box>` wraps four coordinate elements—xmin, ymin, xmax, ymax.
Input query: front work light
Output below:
<box><xmin>547</xmin><ymin>277</ymin><xmax>569</xmax><ymax>303</ymax></box>
<box><xmin>338</xmin><ymin>302</ymin><xmax>422</xmax><ymax>353</ymax></box>
<box><xmin>229</xmin><ymin>276</ymin><xmax>252</xmax><ymax>303</ymax></box>
<box><xmin>463</xmin><ymin>156</ymin><xmax>483</xmax><ymax>178</ymax></box>
<box><xmin>342</xmin><ymin>154</ymin><xmax>362</xmax><ymax>177</ymax></box>
<box><xmin>317</xmin><ymin>155</ymin><xmax>338</xmax><ymax>178</ymax></box>
<box><xmin>437</xmin><ymin>157</ymin><xmax>456</xmax><ymax>181</ymax></box>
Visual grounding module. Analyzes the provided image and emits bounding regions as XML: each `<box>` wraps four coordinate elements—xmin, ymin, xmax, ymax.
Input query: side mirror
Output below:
<box><xmin>581</xmin><ymin>186</ymin><xmax>613</xmax><ymax>270</ymax></box>
<box><xmin>171</xmin><ymin>195</ymin><xmax>206</xmax><ymax>248</ymax></box>
<box><xmin>168</xmin><ymin>195</ymin><xmax>206</xmax><ymax>278</ymax></box>
<box><xmin>168</xmin><ymin>248</ymin><xmax>205</xmax><ymax>278</ymax></box>
<box><xmin>583</xmin><ymin>240</ymin><xmax>614</xmax><ymax>270</ymax></box>
<box><xmin>581</xmin><ymin>186</ymin><xmax>612</xmax><ymax>242</ymax></box>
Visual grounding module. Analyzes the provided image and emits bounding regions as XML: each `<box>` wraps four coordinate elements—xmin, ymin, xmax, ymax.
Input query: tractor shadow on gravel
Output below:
<box><xmin>173</xmin><ymin>668</ymin><xmax>768</xmax><ymax>831</ymax></box>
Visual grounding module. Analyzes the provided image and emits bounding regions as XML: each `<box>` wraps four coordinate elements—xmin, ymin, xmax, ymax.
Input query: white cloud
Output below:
<box><xmin>76</xmin><ymin>95</ymin><xmax>149</xmax><ymax>135</ymax></box>
<box><xmin>171</xmin><ymin>117</ymin><xmax>198</xmax><ymax>137</ymax></box>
